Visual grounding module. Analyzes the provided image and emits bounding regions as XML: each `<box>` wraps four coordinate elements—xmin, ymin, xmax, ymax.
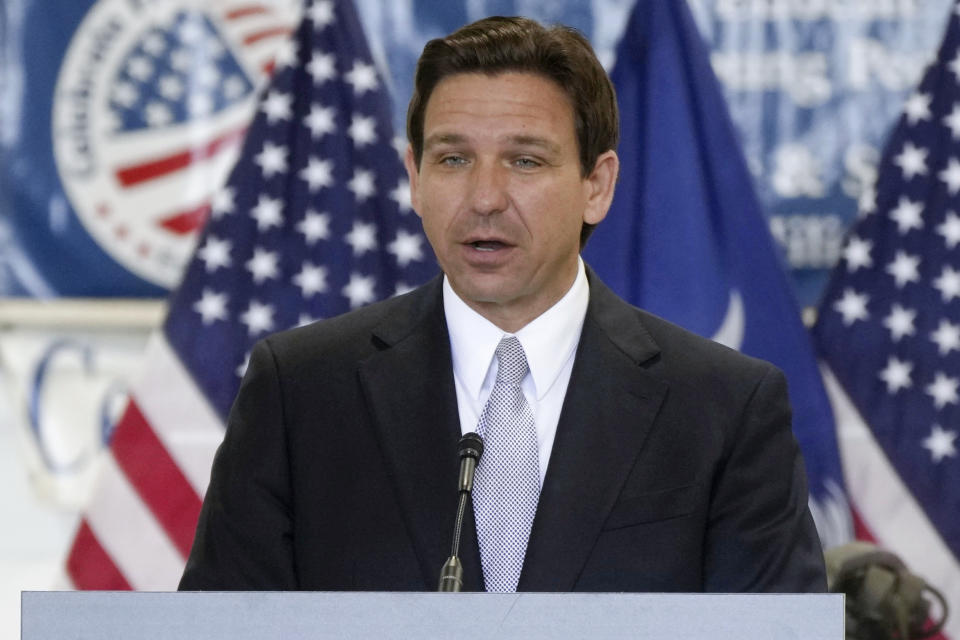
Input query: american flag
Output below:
<box><xmin>814</xmin><ymin>3</ymin><xmax>960</xmax><ymax>635</ymax></box>
<box><xmin>65</xmin><ymin>0</ymin><xmax>436</xmax><ymax>589</ymax></box>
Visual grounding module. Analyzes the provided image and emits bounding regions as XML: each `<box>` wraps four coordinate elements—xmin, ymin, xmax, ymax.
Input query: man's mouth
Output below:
<box><xmin>470</xmin><ymin>240</ymin><xmax>507</xmax><ymax>252</ymax></box>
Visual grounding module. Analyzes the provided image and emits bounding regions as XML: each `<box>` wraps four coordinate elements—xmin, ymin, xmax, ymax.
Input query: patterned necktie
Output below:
<box><xmin>472</xmin><ymin>336</ymin><xmax>541</xmax><ymax>592</ymax></box>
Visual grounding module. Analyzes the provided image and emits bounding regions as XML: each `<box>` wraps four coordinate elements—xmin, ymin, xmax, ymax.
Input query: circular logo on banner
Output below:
<box><xmin>52</xmin><ymin>0</ymin><xmax>298</xmax><ymax>289</ymax></box>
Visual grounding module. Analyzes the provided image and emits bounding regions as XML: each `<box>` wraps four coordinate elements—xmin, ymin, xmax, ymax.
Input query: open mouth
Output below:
<box><xmin>469</xmin><ymin>240</ymin><xmax>508</xmax><ymax>252</ymax></box>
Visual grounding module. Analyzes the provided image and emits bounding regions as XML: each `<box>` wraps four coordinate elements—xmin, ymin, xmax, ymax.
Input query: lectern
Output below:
<box><xmin>22</xmin><ymin>591</ymin><xmax>843</xmax><ymax>639</ymax></box>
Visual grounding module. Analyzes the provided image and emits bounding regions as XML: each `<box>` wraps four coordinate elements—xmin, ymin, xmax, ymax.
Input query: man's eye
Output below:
<box><xmin>514</xmin><ymin>157</ymin><xmax>541</xmax><ymax>169</ymax></box>
<box><xmin>440</xmin><ymin>155</ymin><xmax>467</xmax><ymax>167</ymax></box>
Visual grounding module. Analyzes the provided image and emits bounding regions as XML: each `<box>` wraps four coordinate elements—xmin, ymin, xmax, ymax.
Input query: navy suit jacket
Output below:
<box><xmin>180</xmin><ymin>268</ymin><xmax>826</xmax><ymax>592</ymax></box>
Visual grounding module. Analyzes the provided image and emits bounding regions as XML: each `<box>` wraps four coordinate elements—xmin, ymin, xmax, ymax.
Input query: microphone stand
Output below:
<box><xmin>438</xmin><ymin>432</ymin><xmax>483</xmax><ymax>592</ymax></box>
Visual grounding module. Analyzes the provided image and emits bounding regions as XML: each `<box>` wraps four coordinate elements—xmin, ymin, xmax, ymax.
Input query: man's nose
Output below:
<box><xmin>467</xmin><ymin>161</ymin><xmax>509</xmax><ymax>215</ymax></box>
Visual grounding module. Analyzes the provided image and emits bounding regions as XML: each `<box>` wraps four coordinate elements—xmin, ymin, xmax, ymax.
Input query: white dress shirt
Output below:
<box><xmin>443</xmin><ymin>258</ymin><xmax>589</xmax><ymax>484</ymax></box>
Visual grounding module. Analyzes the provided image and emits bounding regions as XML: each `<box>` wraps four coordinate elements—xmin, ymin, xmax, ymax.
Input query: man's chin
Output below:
<box><xmin>444</xmin><ymin>270</ymin><xmax>518</xmax><ymax>300</ymax></box>
<box><xmin>450</xmin><ymin>283</ymin><xmax>516</xmax><ymax>306</ymax></box>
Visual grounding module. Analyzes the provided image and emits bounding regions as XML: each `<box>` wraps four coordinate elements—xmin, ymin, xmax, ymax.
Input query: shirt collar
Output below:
<box><xmin>444</xmin><ymin>258</ymin><xmax>589</xmax><ymax>402</ymax></box>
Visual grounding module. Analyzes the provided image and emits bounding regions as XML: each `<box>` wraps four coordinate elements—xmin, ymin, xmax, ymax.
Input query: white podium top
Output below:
<box><xmin>22</xmin><ymin>591</ymin><xmax>843</xmax><ymax>639</ymax></box>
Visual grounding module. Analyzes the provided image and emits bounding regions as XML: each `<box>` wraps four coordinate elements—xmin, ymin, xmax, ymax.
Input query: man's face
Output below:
<box><xmin>405</xmin><ymin>71</ymin><xmax>617</xmax><ymax>331</ymax></box>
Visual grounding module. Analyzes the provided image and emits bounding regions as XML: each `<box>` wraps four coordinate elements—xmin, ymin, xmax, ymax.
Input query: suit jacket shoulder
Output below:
<box><xmin>181</xmin><ymin>275</ymin><xmax>471</xmax><ymax>591</ymax></box>
<box><xmin>264</xmin><ymin>274</ymin><xmax>444</xmax><ymax>368</ymax></box>
<box><xmin>534</xmin><ymin>269</ymin><xmax>825</xmax><ymax>593</ymax></box>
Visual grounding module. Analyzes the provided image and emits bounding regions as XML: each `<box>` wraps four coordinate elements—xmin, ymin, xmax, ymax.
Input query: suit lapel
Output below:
<box><xmin>358</xmin><ymin>278</ymin><xmax>484</xmax><ymax>591</ymax></box>
<box><xmin>519</xmin><ymin>272</ymin><xmax>668</xmax><ymax>591</ymax></box>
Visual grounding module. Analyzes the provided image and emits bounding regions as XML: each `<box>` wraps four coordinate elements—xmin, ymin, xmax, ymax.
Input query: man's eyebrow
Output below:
<box><xmin>423</xmin><ymin>133</ymin><xmax>466</xmax><ymax>150</ymax></box>
<box><xmin>508</xmin><ymin>135</ymin><xmax>562</xmax><ymax>155</ymax></box>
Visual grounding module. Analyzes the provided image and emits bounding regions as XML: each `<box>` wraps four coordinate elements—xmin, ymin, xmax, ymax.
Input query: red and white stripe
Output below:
<box><xmin>217</xmin><ymin>1</ymin><xmax>297</xmax><ymax>75</ymax></box>
<box><xmin>66</xmin><ymin>335</ymin><xmax>225</xmax><ymax>590</ymax></box>
<box><xmin>822</xmin><ymin>365</ymin><xmax>959</xmax><ymax>639</ymax></box>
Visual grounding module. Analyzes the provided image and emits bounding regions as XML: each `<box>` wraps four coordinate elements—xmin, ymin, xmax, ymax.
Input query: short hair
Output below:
<box><xmin>406</xmin><ymin>16</ymin><xmax>619</xmax><ymax>245</ymax></box>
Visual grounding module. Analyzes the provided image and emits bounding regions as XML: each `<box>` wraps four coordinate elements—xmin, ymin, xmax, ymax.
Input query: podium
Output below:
<box><xmin>22</xmin><ymin>591</ymin><xmax>842</xmax><ymax>638</ymax></box>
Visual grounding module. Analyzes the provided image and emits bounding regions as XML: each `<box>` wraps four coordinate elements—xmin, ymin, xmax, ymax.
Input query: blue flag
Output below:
<box><xmin>583</xmin><ymin>0</ymin><xmax>851</xmax><ymax>544</ymax></box>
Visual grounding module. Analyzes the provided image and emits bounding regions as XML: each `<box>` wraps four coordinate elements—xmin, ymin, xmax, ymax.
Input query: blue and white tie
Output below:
<box><xmin>472</xmin><ymin>336</ymin><xmax>541</xmax><ymax>592</ymax></box>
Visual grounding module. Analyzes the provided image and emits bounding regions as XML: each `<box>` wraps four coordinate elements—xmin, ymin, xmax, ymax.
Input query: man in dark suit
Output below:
<box><xmin>180</xmin><ymin>16</ymin><xmax>825</xmax><ymax>593</ymax></box>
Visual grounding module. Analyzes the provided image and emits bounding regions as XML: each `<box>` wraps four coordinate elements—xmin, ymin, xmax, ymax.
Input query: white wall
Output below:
<box><xmin>0</xmin><ymin>300</ymin><xmax>161</xmax><ymax>640</ymax></box>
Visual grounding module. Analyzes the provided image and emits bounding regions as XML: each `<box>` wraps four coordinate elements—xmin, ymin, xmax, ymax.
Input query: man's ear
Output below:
<box><xmin>403</xmin><ymin>145</ymin><xmax>422</xmax><ymax>218</ymax></box>
<box><xmin>582</xmin><ymin>150</ymin><xmax>619</xmax><ymax>226</ymax></box>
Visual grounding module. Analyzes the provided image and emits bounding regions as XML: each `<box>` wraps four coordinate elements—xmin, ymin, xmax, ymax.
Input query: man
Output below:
<box><xmin>180</xmin><ymin>16</ymin><xmax>825</xmax><ymax>592</ymax></box>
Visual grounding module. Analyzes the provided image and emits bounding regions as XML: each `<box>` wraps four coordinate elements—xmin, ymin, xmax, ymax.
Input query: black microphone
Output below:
<box><xmin>438</xmin><ymin>432</ymin><xmax>483</xmax><ymax>592</ymax></box>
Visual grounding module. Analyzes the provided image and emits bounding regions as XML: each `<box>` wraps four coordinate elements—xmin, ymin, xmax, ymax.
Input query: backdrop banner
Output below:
<box><xmin>1</xmin><ymin>0</ymin><xmax>953</xmax><ymax>304</ymax></box>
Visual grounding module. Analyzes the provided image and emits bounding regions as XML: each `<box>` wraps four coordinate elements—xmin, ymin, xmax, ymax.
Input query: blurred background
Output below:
<box><xmin>2</xmin><ymin>0</ymin><xmax>957</xmax><ymax>639</ymax></box>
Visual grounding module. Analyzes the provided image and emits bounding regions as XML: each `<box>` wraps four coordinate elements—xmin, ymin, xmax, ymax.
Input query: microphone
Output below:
<box><xmin>438</xmin><ymin>432</ymin><xmax>483</xmax><ymax>592</ymax></box>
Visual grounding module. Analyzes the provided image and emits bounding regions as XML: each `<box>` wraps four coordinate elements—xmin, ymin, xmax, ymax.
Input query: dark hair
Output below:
<box><xmin>406</xmin><ymin>16</ymin><xmax>619</xmax><ymax>245</ymax></box>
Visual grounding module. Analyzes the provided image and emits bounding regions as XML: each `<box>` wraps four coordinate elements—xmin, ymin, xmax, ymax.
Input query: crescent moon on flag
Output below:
<box><xmin>711</xmin><ymin>289</ymin><xmax>745</xmax><ymax>350</ymax></box>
